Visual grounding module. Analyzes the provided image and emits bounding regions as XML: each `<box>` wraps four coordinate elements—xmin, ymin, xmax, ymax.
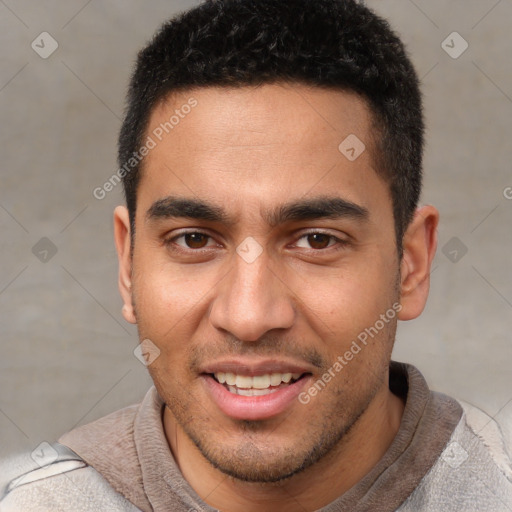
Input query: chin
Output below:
<box><xmin>185</xmin><ymin>416</ymin><xmax>353</xmax><ymax>484</ymax></box>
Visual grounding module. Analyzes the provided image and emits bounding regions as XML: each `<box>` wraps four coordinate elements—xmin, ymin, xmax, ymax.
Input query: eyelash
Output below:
<box><xmin>292</xmin><ymin>232</ymin><xmax>350</xmax><ymax>253</ymax></box>
<box><xmin>163</xmin><ymin>229</ymin><xmax>350</xmax><ymax>254</ymax></box>
<box><xmin>164</xmin><ymin>230</ymin><xmax>219</xmax><ymax>253</ymax></box>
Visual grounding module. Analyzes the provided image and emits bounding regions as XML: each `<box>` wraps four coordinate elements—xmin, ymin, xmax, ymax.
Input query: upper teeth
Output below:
<box><xmin>214</xmin><ymin>372</ymin><xmax>302</xmax><ymax>389</ymax></box>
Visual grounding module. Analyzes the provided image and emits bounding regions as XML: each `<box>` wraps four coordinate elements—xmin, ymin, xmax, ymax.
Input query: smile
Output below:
<box><xmin>213</xmin><ymin>372</ymin><xmax>304</xmax><ymax>396</ymax></box>
<box><xmin>201</xmin><ymin>364</ymin><xmax>312</xmax><ymax>420</ymax></box>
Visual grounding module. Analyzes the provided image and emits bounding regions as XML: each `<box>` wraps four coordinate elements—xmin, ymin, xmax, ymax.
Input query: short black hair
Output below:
<box><xmin>118</xmin><ymin>0</ymin><xmax>423</xmax><ymax>248</ymax></box>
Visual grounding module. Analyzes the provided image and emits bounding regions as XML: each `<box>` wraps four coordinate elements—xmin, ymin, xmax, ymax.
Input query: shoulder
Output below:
<box><xmin>58</xmin><ymin>401</ymin><xmax>140</xmax><ymax>450</ymax></box>
<box><xmin>56</xmin><ymin>401</ymin><xmax>149</xmax><ymax>509</ymax></box>
<box><xmin>458</xmin><ymin>398</ymin><xmax>512</xmax><ymax>481</ymax></box>
<box><xmin>399</xmin><ymin>395</ymin><xmax>512</xmax><ymax>511</ymax></box>
<box><xmin>0</xmin><ymin>443</ymin><xmax>141</xmax><ymax>511</ymax></box>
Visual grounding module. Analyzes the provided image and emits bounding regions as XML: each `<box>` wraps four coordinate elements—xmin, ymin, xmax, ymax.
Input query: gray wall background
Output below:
<box><xmin>1</xmin><ymin>0</ymin><xmax>511</xmax><ymax>459</ymax></box>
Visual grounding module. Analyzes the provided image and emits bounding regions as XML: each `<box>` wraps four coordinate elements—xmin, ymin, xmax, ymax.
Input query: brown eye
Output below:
<box><xmin>184</xmin><ymin>233</ymin><xmax>210</xmax><ymax>249</ymax></box>
<box><xmin>306</xmin><ymin>233</ymin><xmax>332</xmax><ymax>249</ymax></box>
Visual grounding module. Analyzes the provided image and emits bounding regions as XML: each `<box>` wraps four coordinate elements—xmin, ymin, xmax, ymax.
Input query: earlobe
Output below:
<box><xmin>398</xmin><ymin>205</ymin><xmax>439</xmax><ymax>321</ymax></box>
<box><xmin>122</xmin><ymin>303</ymin><xmax>135</xmax><ymax>323</ymax></box>
<box><xmin>114</xmin><ymin>206</ymin><xmax>137</xmax><ymax>324</ymax></box>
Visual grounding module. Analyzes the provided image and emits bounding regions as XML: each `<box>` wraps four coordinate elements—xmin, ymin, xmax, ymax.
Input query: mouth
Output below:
<box><xmin>210</xmin><ymin>371</ymin><xmax>306</xmax><ymax>396</ymax></box>
<box><xmin>200</xmin><ymin>362</ymin><xmax>313</xmax><ymax>420</ymax></box>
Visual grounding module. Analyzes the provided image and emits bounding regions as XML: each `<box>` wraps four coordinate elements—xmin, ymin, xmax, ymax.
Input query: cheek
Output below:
<box><xmin>131</xmin><ymin>253</ymin><xmax>219</xmax><ymax>340</ymax></box>
<box><xmin>289</xmin><ymin>254</ymin><xmax>397</xmax><ymax>334</ymax></box>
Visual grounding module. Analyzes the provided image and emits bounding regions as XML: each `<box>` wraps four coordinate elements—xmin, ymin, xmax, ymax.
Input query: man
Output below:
<box><xmin>1</xmin><ymin>0</ymin><xmax>511</xmax><ymax>510</ymax></box>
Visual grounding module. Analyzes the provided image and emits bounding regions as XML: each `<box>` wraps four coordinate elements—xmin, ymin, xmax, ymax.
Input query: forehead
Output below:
<box><xmin>147</xmin><ymin>83</ymin><xmax>374</xmax><ymax>157</ymax></box>
<box><xmin>137</xmin><ymin>83</ymin><xmax>390</xmax><ymax>222</ymax></box>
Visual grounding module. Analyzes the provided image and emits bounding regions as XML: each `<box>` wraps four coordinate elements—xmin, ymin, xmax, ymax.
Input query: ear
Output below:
<box><xmin>114</xmin><ymin>206</ymin><xmax>136</xmax><ymax>324</ymax></box>
<box><xmin>398</xmin><ymin>205</ymin><xmax>439</xmax><ymax>321</ymax></box>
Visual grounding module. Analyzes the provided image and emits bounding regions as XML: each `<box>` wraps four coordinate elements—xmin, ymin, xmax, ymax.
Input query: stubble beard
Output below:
<box><xmin>150</xmin><ymin>351</ymin><xmax>390</xmax><ymax>484</ymax></box>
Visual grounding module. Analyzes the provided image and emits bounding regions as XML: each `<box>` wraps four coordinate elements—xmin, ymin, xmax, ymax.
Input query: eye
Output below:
<box><xmin>294</xmin><ymin>232</ymin><xmax>342</xmax><ymax>250</ymax></box>
<box><xmin>171</xmin><ymin>232</ymin><xmax>216</xmax><ymax>249</ymax></box>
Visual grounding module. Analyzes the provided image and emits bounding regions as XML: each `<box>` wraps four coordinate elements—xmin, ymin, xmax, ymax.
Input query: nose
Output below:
<box><xmin>209</xmin><ymin>250</ymin><xmax>295</xmax><ymax>342</ymax></box>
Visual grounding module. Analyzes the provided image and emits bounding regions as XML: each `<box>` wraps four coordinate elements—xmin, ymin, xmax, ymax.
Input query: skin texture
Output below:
<box><xmin>114</xmin><ymin>83</ymin><xmax>438</xmax><ymax>511</ymax></box>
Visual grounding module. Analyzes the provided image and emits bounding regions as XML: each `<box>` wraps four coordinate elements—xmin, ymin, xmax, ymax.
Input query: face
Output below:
<box><xmin>120</xmin><ymin>84</ymin><xmax>403</xmax><ymax>482</ymax></box>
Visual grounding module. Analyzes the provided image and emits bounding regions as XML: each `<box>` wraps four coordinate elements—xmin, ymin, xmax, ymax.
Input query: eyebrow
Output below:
<box><xmin>146</xmin><ymin>196</ymin><xmax>228</xmax><ymax>223</ymax></box>
<box><xmin>146</xmin><ymin>195</ymin><xmax>369</xmax><ymax>226</ymax></box>
<box><xmin>267</xmin><ymin>196</ymin><xmax>369</xmax><ymax>227</ymax></box>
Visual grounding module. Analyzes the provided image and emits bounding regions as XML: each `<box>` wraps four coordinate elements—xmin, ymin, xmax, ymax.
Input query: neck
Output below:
<box><xmin>164</xmin><ymin>384</ymin><xmax>404</xmax><ymax>512</ymax></box>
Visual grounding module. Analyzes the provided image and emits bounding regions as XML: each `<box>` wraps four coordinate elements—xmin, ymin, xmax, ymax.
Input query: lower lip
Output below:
<box><xmin>202</xmin><ymin>374</ymin><xmax>310</xmax><ymax>421</ymax></box>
